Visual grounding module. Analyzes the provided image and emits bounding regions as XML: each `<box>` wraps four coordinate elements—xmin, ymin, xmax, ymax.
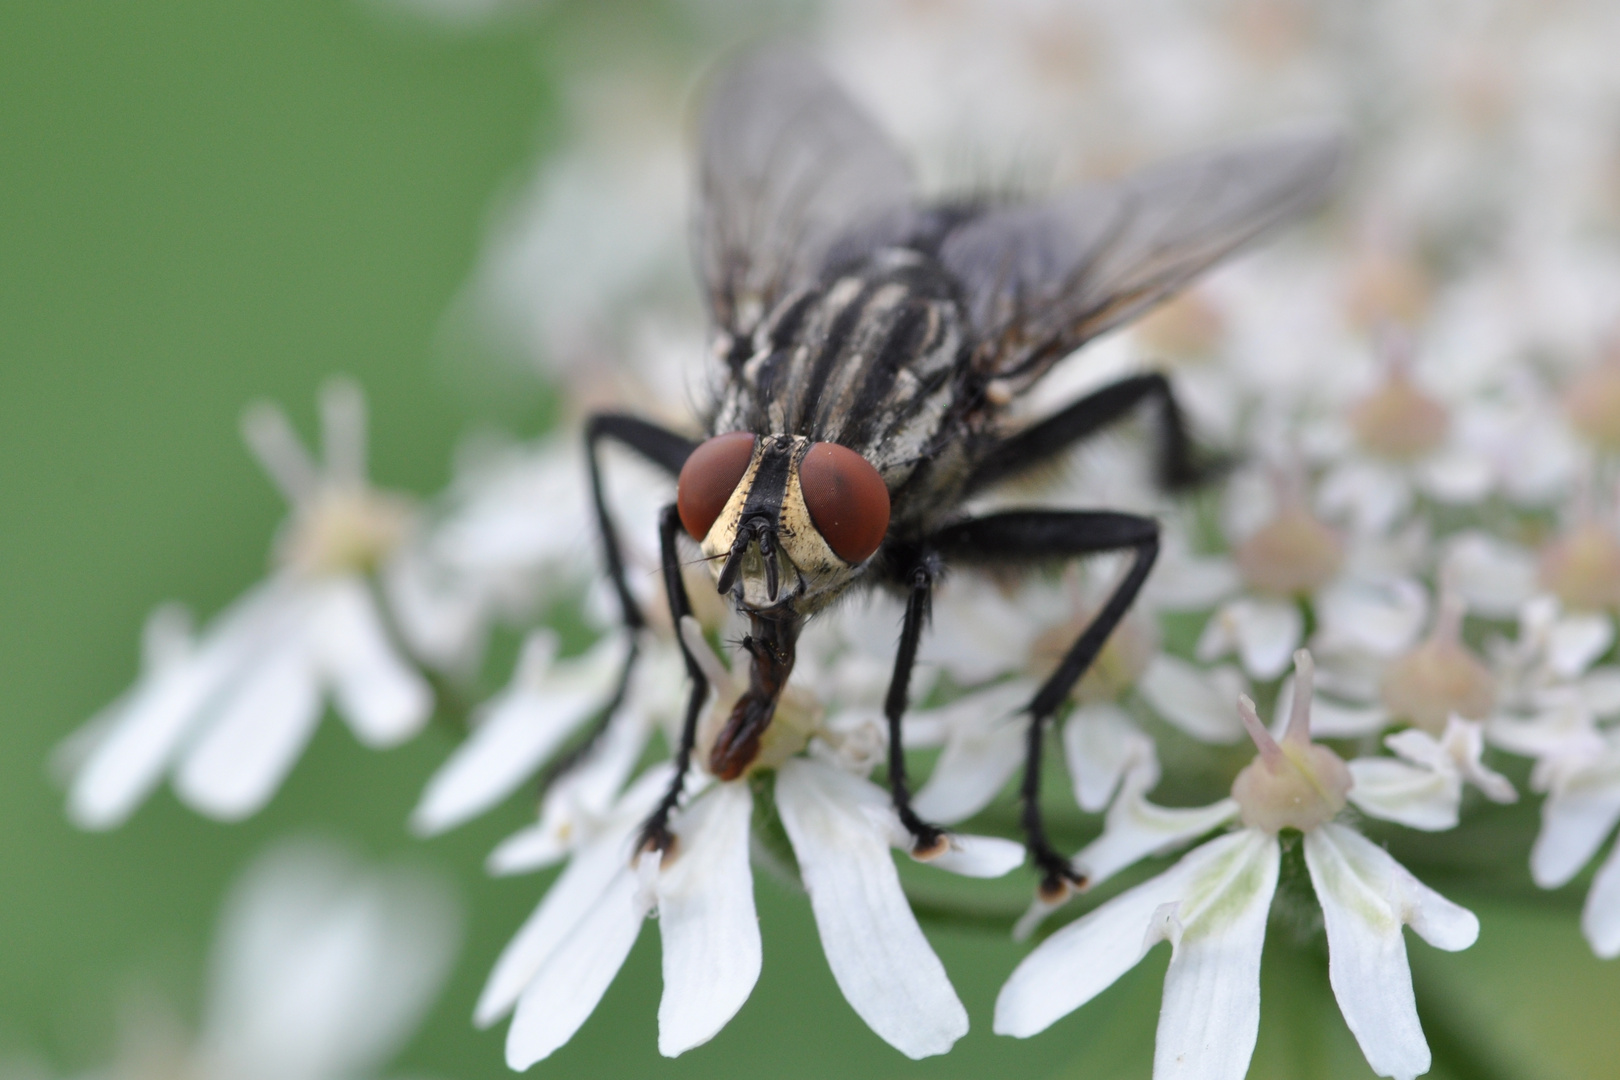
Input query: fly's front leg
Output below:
<box><xmin>966</xmin><ymin>372</ymin><xmax>1213</xmax><ymax>494</ymax></box>
<box><xmin>636</xmin><ymin>503</ymin><xmax>710</xmax><ymax>855</ymax></box>
<box><xmin>932</xmin><ymin>510</ymin><xmax>1160</xmax><ymax>897</ymax></box>
<box><xmin>881</xmin><ymin>550</ymin><xmax>948</xmax><ymax>856</ymax></box>
<box><xmin>544</xmin><ymin>415</ymin><xmax>696</xmax><ymax>798</ymax></box>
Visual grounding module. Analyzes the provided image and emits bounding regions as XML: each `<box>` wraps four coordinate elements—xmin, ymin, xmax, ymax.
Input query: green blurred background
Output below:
<box><xmin>3</xmin><ymin>3</ymin><xmax>1619</xmax><ymax>1078</ymax></box>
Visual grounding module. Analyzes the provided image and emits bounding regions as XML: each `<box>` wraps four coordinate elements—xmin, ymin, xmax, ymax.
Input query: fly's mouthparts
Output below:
<box><xmin>757</xmin><ymin>529</ymin><xmax>780</xmax><ymax>601</ymax></box>
<box><xmin>716</xmin><ymin>517</ymin><xmax>787</xmax><ymax>603</ymax></box>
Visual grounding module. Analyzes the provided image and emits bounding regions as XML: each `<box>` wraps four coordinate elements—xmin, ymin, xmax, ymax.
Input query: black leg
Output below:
<box><xmin>539</xmin><ymin>415</ymin><xmax>698</xmax><ymax>803</ymax></box>
<box><xmin>584</xmin><ymin>412</ymin><xmax>698</xmax><ymax>632</ymax></box>
<box><xmin>965</xmin><ymin>372</ymin><xmax>1212</xmax><ymax>495</ymax></box>
<box><xmin>932</xmin><ymin>510</ymin><xmax>1160</xmax><ymax>896</ymax></box>
<box><xmin>636</xmin><ymin>503</ymin><xmax>710</xmax><ymax>856</ymax></box>
<box><xmin>883</xmin><ymin>553</ymin><xmax>948</xmax><ymax>857</ymax></box>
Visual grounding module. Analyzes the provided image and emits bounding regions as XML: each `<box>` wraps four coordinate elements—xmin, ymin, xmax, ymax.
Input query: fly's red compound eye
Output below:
<box><xmin>798</xmin><ymin>442</ymin><xmax>890</xmax><ymax>564</ymax></box>
<box><xmin>677</xmin><ymin>432</ymin><xmax>757</xmax><ymax>540</ymax></box>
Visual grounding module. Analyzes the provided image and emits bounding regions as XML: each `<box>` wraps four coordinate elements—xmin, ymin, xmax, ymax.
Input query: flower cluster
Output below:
<box><xmin>52</xmin><ymin>0</ymin><xmax>1620</xmax><ymax>1077</ymax></box>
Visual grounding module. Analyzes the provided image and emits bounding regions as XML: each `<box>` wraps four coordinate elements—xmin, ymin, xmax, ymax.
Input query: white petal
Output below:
<box><xmin>474</xmin><ymin>766</ymin><xmax>670</xmax><ymax>1027</ymax></box>
<box><xmin>67</xmin><ymin>585</ymin><xmax>285</xmax><ymax>829</ymax></box>
<box><xmin>1310</xmin><ymin>696</ymin><xmax>1391</xmax><ymax>738</ymax></box>
<box><xmin>486</xmin><ymin>701</ymin><xmax>657</xmax><ymax>877</ymax></box>
<box><xmin>1435</xmin><ymin>717</ymin><xmax>1518</xmax><ymax>804</ymax></box>
<box><xmin>1531</xmin><ymin>765</ymin><xmax>1620</xmax><ymax>888</ymax></box>
<box><xmin>318</xmin><ymin>378</ymin><xmax>367</xmax><ymax>484</ymax></box>
<box><xmin>996</xmin><ymin>829</ymin><xmax>1266</xmax><ymax>1041</ymax></box>
<box><xmin>1207</xmin><ymin>599</ymin><xmax>1302</xmax><ymax>680</ymax></box>
<box><xmin>1440</xmin><ymin>531</ymin><xmax>1537</xmax><ymax>619</ymax></box>
<box><xmin>241</xmin><ymin>402</ymin><xmax>318</xmax><ymax>504</ymax></box>
<box><xmin>657</xmin><ymin>783</ymin><xmax>760</xmax><ymax>1056</ymax></box>
<box><xmin>505</xmin><ymin>859</ymin><xmax>652</xmax><ymax>1069</ymax></box>
<box><xmin>173</xmin><ymin>640</ymin><xmax>322</xmax><ymax>821</ymax></box>
<box><xmin>1305</xmin><ymin>824</ymin><xmax>1477</xmax><ymax>1080</ymax></box>
<box><xmin>1137</xmin><ymin>655</ymin><xmax>1246</xmax><ymax>743</ymax></box>
<box><xmin>312</xmin><ymin>578</ymin><xmax>432</xmax><ymax>748</ymax></box>
<box><xmin>1579</xmin><ymin>667</ymin><xmax>1620</xmax><ymax>718</ymax></box>
<box><xmin>1581</xmin><ymin>838</ymin><xmax>1620</xmax><ymax>959</ymax></box>
<box><xmin>1063</xmin><ymin>703</ymin><xmax>1159</xmax><ymax>813</ymax></box>
<box><xmin>1347</xmin><ymin>758</ymin><xmax>1460</xmax><ymax>831</ymax></box>
<box><xmin>776</xmin><ymin>758</ymin><xmax>967</xmax><ymax>1059</ymax></box>
<box><xmin>410</xmin><ymin>635</ymin><xmax>623</xmax><ymax>836</ymax></box>
<box><xmin>907</xmin><ymin>681</ymin><xmax>1034</xmax><ymax>823</ymax></box>
<box><xmin>997</xmin><ymin>844</ymin><xmax>1202</xmax><ymax>1037</ymax></box>
<box><xmin>1146</xmin><ymin>553</ymin><xmax>1241</xmax><ymax>611</ymax></box>
<box><xmin>1075</xmin><ymin>785</ymin><xmax>1240</xmax><ymax>889</ymax></box>
<box><xmin>1154</xmin><ymin>829</ymin><xmax>1280</xmax><ymax>1080</ymax></box>
<box><xmin>1315</xmin><ymin>578</ymin><xmax>1428</xmax><ymax>657</ymax></box>
<box><xmin>1316</xmin><ymin>459</ymin><xmax>1412</xmax><ymax>536</ymax></box>
<box><xmin>917</xmin><ymin>833</ymin><xmax>1025</xmax><ymax>878</ymax></box>
<box><xmin>201</xmin><ymin>840</ymin><xmax>459</xmax><ymax>1080</ymax></box>
<box><xmin>1548</xmin><ymin>612</ymin><xmax>1615</xmax><ymax>679</ymax></box>
<box><xmin>1414</xmin><ymin>446</ymin><xmax>1493</xmax><ymax>505</ymax></box>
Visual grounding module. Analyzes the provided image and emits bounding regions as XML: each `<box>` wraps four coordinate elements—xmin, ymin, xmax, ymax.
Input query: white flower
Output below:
<box><xmin>1488</xmin><ymin>705</ymin><xmax>1620</xmax><ymax>958</ymax></box>
<box><xmin>1348</xmin><ymin>716</ymin><xmax>1518</xmax><ymax>831</ymax></box>
<box><xmin>411</xmin><ymin>630</ymin><xmax>660</xmax><ymax>837</ymax></box>
<box><xmin>62</xmin><ymin>382</ymin><xmax>431</xmax><ymax>829</ymax></box>
<box><xmin>34</xmin><ymin>840</ymin><xmax>460</xmax><ymax>1080</ymax></box>
<box><xmin>477</xmin><ymin>625</ymin><xmax>1024</xmax><ymax>1064</ymax></box>
<box><xmin>197</xmin><ymin>841</ymin><xmax>460</xmax><ymax>1080</ymax></box>
<box><xmin>996</xmin><ymin>651</ymin><xmax>1479</xmax><ymax>1080</ymax></box>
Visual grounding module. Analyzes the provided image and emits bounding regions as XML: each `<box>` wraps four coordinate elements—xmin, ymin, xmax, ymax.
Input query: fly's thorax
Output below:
<box><xmin>699</xmin><ymin>434</ymin><xmax>873</xmax><ymax>616</ymax></box>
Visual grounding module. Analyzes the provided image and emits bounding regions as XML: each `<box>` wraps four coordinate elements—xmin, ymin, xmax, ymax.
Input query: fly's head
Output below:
<box><xmin>677</xmin><ymin>432</ymin><xmax>890</xmax><ymax>618</ymax></box>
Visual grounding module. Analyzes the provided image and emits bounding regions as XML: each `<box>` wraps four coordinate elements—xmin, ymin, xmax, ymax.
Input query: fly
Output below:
<box><xmin>575</xmin><ymin>47</ymin><xmax>1342</xmax><ymax>896</ymax></box>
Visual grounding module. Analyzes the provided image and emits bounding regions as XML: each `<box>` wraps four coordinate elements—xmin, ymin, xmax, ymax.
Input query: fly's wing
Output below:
<box><xmin>939</xmin><ymin>129</ymin><xmax>1345</xmax><ymax>396</ymax></box>
<box><xmin>694</xmin><ymin>47</ymin><xmax>914</xmax><ymax>343</ymax></box>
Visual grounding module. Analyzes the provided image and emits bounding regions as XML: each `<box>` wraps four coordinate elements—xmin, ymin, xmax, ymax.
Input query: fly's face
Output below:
<box><xmin>677</xmin><ymin>432</ymin><xmax>890</xmax><ymax>616</ymax></box>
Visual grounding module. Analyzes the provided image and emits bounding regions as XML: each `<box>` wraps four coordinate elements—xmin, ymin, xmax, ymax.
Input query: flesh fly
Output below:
<box><xmin>578</xmin><ymin>48</ymin><xmax>1341</xmax><ymax>893</ymax></box>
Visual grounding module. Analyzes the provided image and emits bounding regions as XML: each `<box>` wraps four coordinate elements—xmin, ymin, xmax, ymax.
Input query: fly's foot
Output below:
<box><xmin>897</xmin><ymin>804</ymin><xmax>949</xmax><ymax>860</ymax></box>
<box><xmin>636</xmin><ymin>813</ymin><xmax>676</xmax><ymax>860</ymax></box>
<box><xmin>1031</xmin><ymin>841</ymin><xmax>1087</xmax><ymax>901</ymax></box>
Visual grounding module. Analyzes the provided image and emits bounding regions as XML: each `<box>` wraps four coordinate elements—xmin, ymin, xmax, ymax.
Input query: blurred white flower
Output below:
<box><xmin>63</xmin><ymin>382</ymin><xmax>432</xmax><ymax>829</ymax></box>
<box><xmin>26</xmin><ymin>840</ymin><xmax>459</xmax><ymax>1080</ymax></box>
<box><xmin>1490</xmin><ymin>705</ymin><xmax>1620</xmax><ymax>958</ymax></box>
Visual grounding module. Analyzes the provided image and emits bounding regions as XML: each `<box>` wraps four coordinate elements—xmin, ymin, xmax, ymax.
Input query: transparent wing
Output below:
<box><xmin>694</xmin><ymin>47</ymin><xmax>914</xmax><ymax>340</ymax></box>
<box><xmin>939</xmin><ymin>129</ymin><xmax>1345</xmax><ymax>393</ymax></box>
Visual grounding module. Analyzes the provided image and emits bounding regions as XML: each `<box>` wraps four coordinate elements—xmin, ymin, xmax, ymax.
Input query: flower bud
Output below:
<box><xmin>1538</xmin><ymin>521</ymin><xmax>1620</xmax><ymax>611</ymax></box>
<box><xmin>1348</xmin><ymin>371</ymin><xmax>1449</xmax><ymax>459</ymax></box>
<box><xmin>1235</xmin><ymin>506</ymin><xmax>1344</xmax><ymax>596</ymax></box>
<box><xmin>1379</xmin><ymin>593</ymin><xmax>1496</xmax><ymax>734</ymax></box>
<box><xmin>1565</xmin><ymin>357</ymin><xmax>1620</xmax><ymax>451</ymax></box>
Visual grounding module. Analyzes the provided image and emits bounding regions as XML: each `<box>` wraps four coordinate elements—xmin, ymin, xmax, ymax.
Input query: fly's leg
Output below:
<box><xmin>586</xmin><ymin>412</ymin><xmax>698</xmax><ymax>630</ymax></box>
<box><xmin>540</xmin><ymin>415</ymin><xmax>696</xmax><ymax>799</ymax></box>
<box><xmin>881</xmin><ymin>552</ymin><xmax>948</xmax><ymax>856</ymax></box>
<box><xmin>966</xmin><ymin>372</ymin><xmax>1214</xmax><ymax>494</ymax></box>
<box><xmin>932</xmin><ymin>510</ymin><xmax>1160</xmax><ymax>896</ymax></box>
<box><xmin>636</xmin><ymin>503</ymin><xmax>710</xmax><ymax>855</ymax></box>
